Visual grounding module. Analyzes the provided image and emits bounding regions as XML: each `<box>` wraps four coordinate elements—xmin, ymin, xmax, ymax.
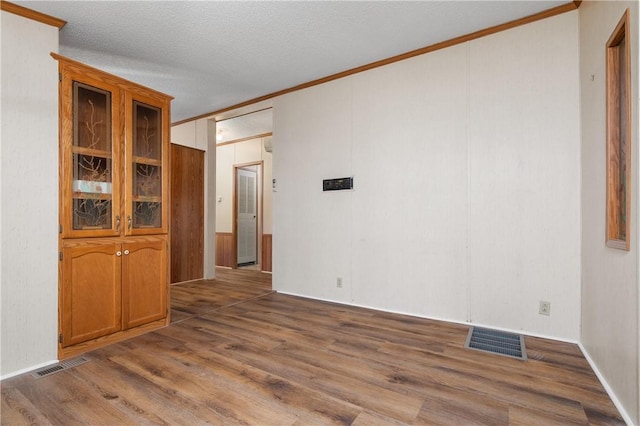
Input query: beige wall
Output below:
<box><xmin>1</xmin><ymin>10</ymin><xmax>60</xmax><ymax>377</ymax></box>
<box><xmin>580</xmin><ymin>1</ymin><xmax>639</xmax><ymax>424</ymax></box>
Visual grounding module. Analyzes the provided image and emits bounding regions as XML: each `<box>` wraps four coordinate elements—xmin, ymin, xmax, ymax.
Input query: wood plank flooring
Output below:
<box><xmin>170</xmin><ymin>267</ymin><xmax>273</xmax><ymax>322</ymax></box>
<box><xmin>2</xmin><ymin>268</ymin><xmax>624</xmax><ymax>425</ymax></box>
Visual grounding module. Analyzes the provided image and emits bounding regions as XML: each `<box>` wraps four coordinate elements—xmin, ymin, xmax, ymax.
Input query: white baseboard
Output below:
<box><xmin>1</xmin><ymin>359</ymin><xmax>59</xmax><ymax>381</ymax></box>
<box><xmin>578</xmin><ymin>343</ymin><xmax>634</xmax><ymax>426</ymax></box>
<box><xmin>276</xmin><ymin>290</ymin><xmax>578</xmax><ymax>343</ymax></box>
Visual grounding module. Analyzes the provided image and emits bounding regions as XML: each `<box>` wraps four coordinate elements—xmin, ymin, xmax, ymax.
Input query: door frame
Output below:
<box><xmin>232</xmin><ymin>161</ymin><xmax>263</xmax><ymax>269</ymax></box>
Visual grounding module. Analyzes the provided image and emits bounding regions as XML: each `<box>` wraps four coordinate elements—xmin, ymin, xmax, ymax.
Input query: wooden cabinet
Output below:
<box><xmin>60</xmin><ymin>236</ymin><xmax>167</xmax><ymax>350</ymax></box>
<box><xmin>55</xmin><ymin>54</ymin><xmax>172</xmax><ymax>358</ymax></box>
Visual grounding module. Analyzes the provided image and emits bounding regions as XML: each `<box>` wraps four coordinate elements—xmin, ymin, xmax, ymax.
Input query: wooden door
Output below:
<box><xmin>170</xmin><ymin>144</ymin><xmax>204</xmax><ymax>283</ymax></box>
<box><xmin>60</xmin><ymin>240</ymin><xmax>121</xmax><ymax>347</ymax></box>
<box><xmin>121</xmin><ymin>236</ymin><xmax>168</xmax><ymax>329</ymax></box>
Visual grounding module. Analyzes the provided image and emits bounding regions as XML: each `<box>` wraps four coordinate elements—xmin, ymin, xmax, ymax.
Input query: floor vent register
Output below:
<box><xmin>464</xmin><ymin>327</ymin><xmax>527</xmax><ymax>360</ymax></box>
<box><xmin>31</xmin><ymin>357</ymin><xmax>90</xmax><ymax>379</ymax></box>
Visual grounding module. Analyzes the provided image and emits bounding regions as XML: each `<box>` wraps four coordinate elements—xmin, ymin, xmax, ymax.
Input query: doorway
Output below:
<box><xmin>214</xmin><ymin>107</ymin><xmax>273</xmax><ymax>271</ymax></box>
<box><xmin>234</xmin><ymin>163</ymin><xmax>262</xmax><ymax>268</ymax></box>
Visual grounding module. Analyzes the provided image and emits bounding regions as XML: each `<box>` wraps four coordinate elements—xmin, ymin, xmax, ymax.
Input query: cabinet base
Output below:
<box><xmin>58</xmin><ymin>317</ymin><xmax>169</xmax><ymax>360</ymax></box>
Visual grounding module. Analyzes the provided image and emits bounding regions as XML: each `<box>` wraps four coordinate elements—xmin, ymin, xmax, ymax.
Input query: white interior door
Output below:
<box><xmin>237</xmin><ymin>168</ymin><xmax>257</xmax><ymax>265</ymax></box>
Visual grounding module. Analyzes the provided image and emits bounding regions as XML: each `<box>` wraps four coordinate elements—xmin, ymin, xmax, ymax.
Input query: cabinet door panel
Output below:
<box><xmin>125</xmin><ymin>92</ymin><xmax>170</xmax><ymax>235</ymax></box>
<box><xmin>61</xmin><ymin>241</ymin><xmax>121</xmax><ymax>346</ymax></box>
<box><xmin>122</xmin><ymin>237</ymin><xmax>167</xmax><ymax>329</ymax></box>
<box><xmin>59</xmin><ymin>62</ymin><xmax>122</xmax><ymax>238</ymax></box>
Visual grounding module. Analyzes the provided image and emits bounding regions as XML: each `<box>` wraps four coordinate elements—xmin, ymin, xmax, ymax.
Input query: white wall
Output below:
<box><xmin>467</xmin><ymin>13</ymin><xmax>581</xmax><ymax>339</ymax></box>
<box><xmin>580</xmin><ymin>1</ymin><xmax>639</xmax><ymax>424</ymax></box>
<box><xmin>351</xmin><ymin>45</ymin><xmax>470</xmax><ymax>320</ymax></box>
<box><xmin>171</xmin><ymin>117</ymin><xmax>216</xmax><ymax>279</ymax></box>
<box><xmin>273</xmin><ymin>11</ymin><xmax>581</xmax><ymax>340</ymax></box>
<box><xmin>1</xmin><ymin>11</ymin><xmax>60</xmax><ymax>377</ymax></box>
<box><xmin>171</xmin><ymin>118</ymin><xmax>209</xmax><ymax>152</ymax></box>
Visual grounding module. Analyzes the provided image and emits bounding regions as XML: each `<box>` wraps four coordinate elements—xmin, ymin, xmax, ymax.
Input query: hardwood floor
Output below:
<box><xmin>170</xmin><ymin>267</ymin><xmax>273</xmax><ymax>323</ymax></box>
<box><xmin>2</xmin><ymin>268</ymin><xmax>624</xmax><ymax>425</ymax></box>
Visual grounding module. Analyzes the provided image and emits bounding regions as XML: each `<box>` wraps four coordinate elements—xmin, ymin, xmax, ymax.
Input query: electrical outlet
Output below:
<box><xmin>336</xmin><ymin>277</ymin><xmax>342</xmax><ymax>288</ymax></box>
<box><xmin>539</xmin><ymin>301</ymin><xmax>551</xmax><ymax>316</ymax></box>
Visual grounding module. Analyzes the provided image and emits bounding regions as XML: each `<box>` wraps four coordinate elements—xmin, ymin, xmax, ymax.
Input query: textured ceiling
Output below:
<box><xmin>17</xmin><ymin>1</ymin><xmax>568</xmax><ymax>123</ymax></box>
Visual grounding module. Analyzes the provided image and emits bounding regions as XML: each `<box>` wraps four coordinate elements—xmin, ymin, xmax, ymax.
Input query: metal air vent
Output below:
<box><xmin>31</xmin><ymin>357</ymin><xmax>90</xmax><ymax>379</ymax></box>
<box><xmin>465</xmin><ymin>327</ymin><xmax>527</xmax><ymax>360</ymax></box>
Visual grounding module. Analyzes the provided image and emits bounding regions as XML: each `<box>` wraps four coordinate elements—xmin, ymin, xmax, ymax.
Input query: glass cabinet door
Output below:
<box><xmin>128</xmin><ymin>99</ymin><xmax>165</xmax><ymax>233</ymax></box>
<box><xmin>70</xmin><ymin>81</ymin><xmax>118</xmax><ymax>234</ymax></box>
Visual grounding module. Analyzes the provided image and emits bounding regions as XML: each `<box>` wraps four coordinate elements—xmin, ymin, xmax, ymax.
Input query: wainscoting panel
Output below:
<box><xmin>216</xmin><ymin>233</ymin><xmax>271</xmax><ymax>271</ymax></box>
<box><xmin>216</xmin><ymin>233</ymin><xmax>234</xmax><ymax>268</ymax></box>
<box><xmin>262</xmin><ymin>234</ymin><xmax>272</xmax><ymax>272</ymax></box>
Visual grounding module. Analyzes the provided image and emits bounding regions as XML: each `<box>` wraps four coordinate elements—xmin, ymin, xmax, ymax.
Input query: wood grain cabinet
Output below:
<box><xmin>55</xmin><ymin>54</ymin><xmax>172</xmax><ymax>358</ymax></box>
<box><xmin>121</xmin><ymin>237</ymin><xmax>168</xmax><ymax>329</ymax></box>
<box><xmin>60</xmin><ymin>239</ymin><xmax>122</xmax><ymax>347</ymax></box>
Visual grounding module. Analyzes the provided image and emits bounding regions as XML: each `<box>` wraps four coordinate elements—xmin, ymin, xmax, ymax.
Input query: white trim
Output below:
<box><xmin>276</xmin><ymin>290</ymin><xmax>579</xmax><ymax>344</ymax></box>
<box><xmin>1</xmin><ymin>359</ymin><xmax>58</xmax><ymax>381</ymax></box>
<box><xmin>578</xmin><ymin>343</ymin><xmax>635</xmax><ymax>426</ymax></box>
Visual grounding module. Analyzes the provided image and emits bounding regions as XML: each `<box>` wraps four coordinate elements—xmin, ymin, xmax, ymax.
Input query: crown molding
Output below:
<box><xmin>1</xmin><ymin>1</ymin><xmax>66</xmax><ymax>29</ymax></box>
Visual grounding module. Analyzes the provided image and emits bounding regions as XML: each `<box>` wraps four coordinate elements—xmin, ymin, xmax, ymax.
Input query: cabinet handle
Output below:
<box><xmin>116</xmin><ymin>251</ymin><xmax>122</xmax><ymax>257</ymax></box>
<box><xmin>127</xmin><ymin>215</ymin><xmax>132</xmax><ymax>230</ymax></box>
<box><xmin>116</xmin><ymin>215</ymin><xmax>121</xmax><ymax>232</ymax></box>
<box><xmin>124</xmin><ymin>249</ymin><xmax>130</xmax><ymax>255</ymax></box>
